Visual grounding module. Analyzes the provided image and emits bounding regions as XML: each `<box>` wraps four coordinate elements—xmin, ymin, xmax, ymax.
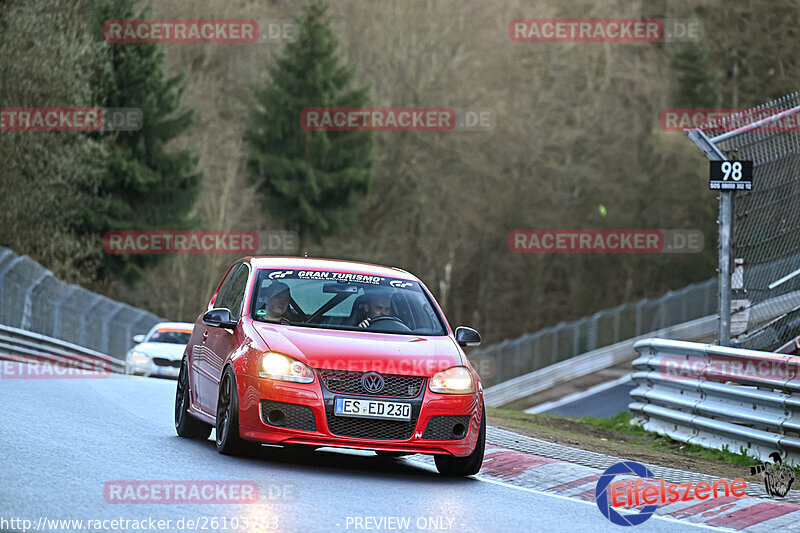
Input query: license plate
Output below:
<box><xmin>334</xmin><ymin>397</ymin><xmax>411</xmax><ymax>421</ymax></box>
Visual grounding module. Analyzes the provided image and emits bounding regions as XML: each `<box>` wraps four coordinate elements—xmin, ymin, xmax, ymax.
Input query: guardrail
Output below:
<box><xmin>483</xmin><ymin>289</ymin><xmax>800</xmax><ymax>407</ymax></box>
<box><xmin>629</xmin><ymin>338</ymin><xmax>800</xmax><ymax>464</ymax></box>
<box><xmin>0</xmin><ymin>323</ymin><xmax>124</xmax><ymax>375</ymax></box>
<box><xmin>483</xmin><ymin>314</ymin><xmax>717</xmax><ymax>407</ymax></box>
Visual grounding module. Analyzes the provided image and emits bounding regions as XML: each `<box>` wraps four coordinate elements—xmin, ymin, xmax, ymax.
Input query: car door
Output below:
<box><xmin>199</xmin><ymin>262</ymin><xmax>251</xmax><ymax>415</ymax></box>
<box><xmin>192</xmin><ymin>262</ymin><xmax>243</xmax><ymax>415</ymax></box>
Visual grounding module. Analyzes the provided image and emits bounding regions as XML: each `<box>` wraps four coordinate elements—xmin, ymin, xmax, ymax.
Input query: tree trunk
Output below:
<box><xmin>298</xmin><ymin>228</ymin><xmax>309</xmax><ymax>257</ymax></box>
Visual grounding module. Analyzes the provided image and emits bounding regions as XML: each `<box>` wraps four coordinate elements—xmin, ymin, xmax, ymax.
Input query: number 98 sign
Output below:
<box><xmin>709</xmin><ymin>160</ymin><xmax>753</xmax><ymax>190</ymax></box>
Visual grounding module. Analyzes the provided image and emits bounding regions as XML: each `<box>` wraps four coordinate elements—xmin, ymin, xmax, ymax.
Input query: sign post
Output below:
<box><xmin>686</xmin><ymin>130</ymin><xmax>738</xmax><ymax>346</ymax></box>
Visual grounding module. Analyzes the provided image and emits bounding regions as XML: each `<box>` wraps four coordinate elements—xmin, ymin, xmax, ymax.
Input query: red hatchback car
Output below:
<box><xmin>175</xmin><ymin>257</ymin><xmax>486</xmax><ymax>476</ymax></box>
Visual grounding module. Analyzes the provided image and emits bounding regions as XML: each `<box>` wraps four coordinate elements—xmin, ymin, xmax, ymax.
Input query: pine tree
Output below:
<box><xmin>245</xmin><ymin>0</ymin><xmax>373</xmax><ymax>254</ymax></box>
<box><xmin>671</xmin><ymin>42</ymin><xmax>720</xmax><ymax>108</ymax></box>
<box><xmin>77</xmin><ymin>0</ymin><xmax>202</xmax><ymax>284</ymax></box>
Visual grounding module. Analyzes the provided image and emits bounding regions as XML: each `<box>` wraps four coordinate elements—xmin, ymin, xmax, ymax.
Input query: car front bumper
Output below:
<box><xmin>127</xmin><ymin>358</ymin><xmax>180</xmax><ymax>379</ymax></box>
<box><xmin>236</xmin><ymin>373</ymin><xmax>482</xmax><ymax>457</ymax></box>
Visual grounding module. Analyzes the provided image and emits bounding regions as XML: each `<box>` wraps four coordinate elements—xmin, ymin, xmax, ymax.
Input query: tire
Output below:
<box><xmin>215</xmin><ymin>366</ymin><xmax>258</xmax><ymax>455</ymax></box>
<box><xmin>434</xmin><ymin>403</ymin><xmax>486</xmax><ymax>476</ymax></box>
<box><xmin>175</xmin><ymin>358</ymin><xmax>212</xmax><ymax>440</ymax></box>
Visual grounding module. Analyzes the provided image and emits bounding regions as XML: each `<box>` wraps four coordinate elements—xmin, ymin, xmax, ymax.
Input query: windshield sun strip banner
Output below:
<box><xmin>262</xmin><ymin>269</ymin><xmax>417</xmax><ymax>289</ymax></box>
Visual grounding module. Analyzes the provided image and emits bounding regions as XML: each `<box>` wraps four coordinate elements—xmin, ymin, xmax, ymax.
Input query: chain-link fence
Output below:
<box><xmin>469</xmin><ymin>278</ymin><xmax>717</xmax><ymax>387</ymax></box>
<box><xmin>0</xmin><ymin>246</ymin><xmax>163</xmax><ymax>359</ymax></box>
<box><xmin>691</xmin><ymin>93</ymin><xmax>800</xmax><ymax>351</ymax></box>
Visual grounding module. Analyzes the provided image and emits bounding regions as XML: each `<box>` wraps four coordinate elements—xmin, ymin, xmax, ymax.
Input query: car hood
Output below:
<box><xmin>130</xmin><ymin>342</ymin><xmax>186</xmax><ymax>359</ymax></box>
<box><xmin>252</xmin><ymin>323</ymin><xmax>463</xmax><ymax>377</ymax></box>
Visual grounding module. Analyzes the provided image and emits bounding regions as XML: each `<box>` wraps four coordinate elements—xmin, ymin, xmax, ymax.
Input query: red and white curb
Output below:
<box><xmin>470</xmin><ymin>445</ymin><xmax>800</xmax><ymax>531</ymax></box>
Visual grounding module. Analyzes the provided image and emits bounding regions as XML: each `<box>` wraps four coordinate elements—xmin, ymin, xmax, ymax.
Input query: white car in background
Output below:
<box><xmin>125</xmin><ymin>322</ymin><xmax>193</xmax><ymax>379</ymax></box>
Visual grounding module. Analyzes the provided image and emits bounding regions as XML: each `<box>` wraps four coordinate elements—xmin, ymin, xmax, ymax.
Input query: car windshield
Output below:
<box><xmin>249</xmin><ymin>269</ymin><xmax>447</xmax><ymax>336</ymax></box>
<box><xmin>148</xmin><ymin>329</ymin><xmax>192</xmax><ymax>344</ymax></box>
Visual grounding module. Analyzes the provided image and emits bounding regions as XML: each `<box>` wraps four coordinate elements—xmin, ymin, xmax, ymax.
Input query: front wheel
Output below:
<box><xmin>175</xmin><ymin>358</ymin><xmax>212</xmax><ymax>440</ymax></box>
<box><xmin>434</xmin><ymin>403</ymin><xmax>486</xmax><ymax>476</ymax></box>
<box><xmin>215</xmin><ymin>366</ymin><xmax>258</xmax><ymax>455</ymax></box>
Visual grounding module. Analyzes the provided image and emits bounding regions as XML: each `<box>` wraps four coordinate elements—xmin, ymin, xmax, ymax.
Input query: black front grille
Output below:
<box><xmin>260</xmin><ymin>401</ymin><xmax>317</xmax><ymax>431</ymax></box>
<box><xmin>153</xmin><ymin>357</ymin><xmax>181</xmax><ymax>367</ymax></box>
<box><xmin>318</xmin><ymin>369</ymin><xmax>424</xmax><ymax>398</ymax></box>
<box><xmin>423</xmin><ymin>415</ymin><xmax>471</xmax><ymax>440</ymax></box>
<box><xmin>325</xmin><ymin>412</ymin><xmax>418</xmax><ymax>440</ymax></box>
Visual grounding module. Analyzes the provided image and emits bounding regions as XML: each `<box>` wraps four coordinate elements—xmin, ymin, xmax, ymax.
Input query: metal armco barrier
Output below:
<box><xmin>483</xmin><ymin>314</ymin><xmax>717</xmax><ymax>407</ymax></box>
<box><xmin>630</xmin><ymin>338</ymin><xmax>800</xmax><ymax>464</ymax></box>
<box><xmin>484</xmin><ymin>291</ymin><xmax>800</xmax><ymax>407</ymax></box>
<box><xmin>0</xmin><ymin>323</ymin><xmax>124</xmax><ymax>375</ymax></box>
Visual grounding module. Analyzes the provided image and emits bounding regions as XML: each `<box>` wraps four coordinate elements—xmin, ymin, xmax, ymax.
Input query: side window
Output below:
<box><xmin>216</xmin><ymin>264</ymin><xmax>250</xmax><ymax>320</ymax></box>
<box><xmin>213</xmin><ymin>263</ymin><xmax>242</xmax><ymax>309</ymax></box>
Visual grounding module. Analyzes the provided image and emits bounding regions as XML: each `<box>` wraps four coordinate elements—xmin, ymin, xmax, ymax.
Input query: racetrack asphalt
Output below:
<box><xmin>0</xmin><ymin>375</ymin><xmax>716</xmax><ymax>533</ymax></box>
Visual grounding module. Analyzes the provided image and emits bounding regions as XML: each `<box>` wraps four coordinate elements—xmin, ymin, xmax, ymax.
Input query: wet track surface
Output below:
<box><xmin>0</xmin><ymin>375</ymin><xmax>715</xmax><ymax>532</ymax></box>
<box><xmin>543</xmin><ymin>380</ymin><xmax>637</xmax><ymax>417</ymax></box>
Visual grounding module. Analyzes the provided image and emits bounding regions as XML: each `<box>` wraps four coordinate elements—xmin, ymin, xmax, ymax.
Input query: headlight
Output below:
<box><xmin>258</xmin><ymin>352</ymin><xmax>315</xmax><ymax>383</ymax></box>
<box><xmin>130</xmin><ymin>351</ymin><xmax>151</xmax><ymax>365</ymax></box>
<box><xmin>429</xmin><ymin>366</ymin><xmax>473</xmax><ymax>394</ymax></box>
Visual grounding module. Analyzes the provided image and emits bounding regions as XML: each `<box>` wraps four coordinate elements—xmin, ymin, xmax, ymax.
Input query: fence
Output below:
<box><xmin>630</xmin><ymin>337</ymin><xmax>800</xmax><ymax>464</ymax></box>
<box><xmin>469</xmin><ymin>278</ymin><xmax>717</xmax><ymax>388</ymax></box>
<box><xmin>478</xmin><ymin>93</ymin><xmax>800</xmax><ymax>390</ymax></box>
<box><xmin>0</xmin><ymin>246</ymin><xmax>163</xmax><ymax>360</ymax></box>
<box><xmin>0</xmin><ymin>323</ymin><xmax>124</xmax><ymax>374</ymax></box>
<box><xmin>688</xmin><ymin>92</ymin><xmax>800</xmax><ymax>351</ymax></box>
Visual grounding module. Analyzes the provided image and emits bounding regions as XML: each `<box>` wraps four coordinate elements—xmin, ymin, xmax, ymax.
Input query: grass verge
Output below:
<box><xmin>486</xmin><ymin>407</ymin><xmax>772</xmax><ymax>480</ymax></box>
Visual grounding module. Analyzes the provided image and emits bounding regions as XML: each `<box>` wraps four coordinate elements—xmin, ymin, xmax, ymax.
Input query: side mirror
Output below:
<box><xmin>203</xmin><ymin>308</ymin><xmax>238</xmax><ymax>329</ymax></box>
<box><xmin>455</xmin><ymin>326</ymin><xmax>481</xmax><ymax>347</ymax></box>
<box><xmin>132</xmin><ymin>334</ymin><xmax>146</xmax><ymax>343</ymax></box>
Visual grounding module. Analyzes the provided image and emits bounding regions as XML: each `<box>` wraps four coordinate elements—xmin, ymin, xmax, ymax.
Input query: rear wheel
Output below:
<box><xmin>434</xmin><ymin>403</ymin><xmax>486</xmax><ymax>476</ymax></box>
<box><xmin>216</xmin><ymin>366</ymin><xmax>258</xmax><ymax>455</ymax></box>
<box><xmin>175</xmin><ymin>358</ymin><xmax>212</xmax><ymax>440</ymax></box>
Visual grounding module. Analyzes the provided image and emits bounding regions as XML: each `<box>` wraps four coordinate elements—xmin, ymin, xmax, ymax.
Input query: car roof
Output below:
<box><xmin>243</xmin><ymin>257</ymin><xmax>419</xmax><ymax>281</ymax></box>
<box><xmin>152</xmin><ymin>322</ymin><xmax>194</xmax><ymax>331</ymax></box>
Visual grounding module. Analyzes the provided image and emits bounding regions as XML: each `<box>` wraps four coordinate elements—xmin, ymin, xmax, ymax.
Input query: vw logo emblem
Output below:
<box><xmin>361</xmin><ymin>372</ymin><xmax>385</xmax><ymax>394</ymax></box>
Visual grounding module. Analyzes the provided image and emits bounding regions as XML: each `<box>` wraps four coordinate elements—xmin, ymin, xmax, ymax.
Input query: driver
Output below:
<box><xmin>358</xmin><ymin>291</ymin><xmax>392</xmax><ymax>328</ymax></box>
<box><xmin>257</xmin><ymin>281</ymin><xmax>292</xmax><ymax>323</ymax></box>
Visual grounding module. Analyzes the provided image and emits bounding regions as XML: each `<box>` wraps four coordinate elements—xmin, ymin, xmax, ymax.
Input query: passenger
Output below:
<box><xmin>257</xmin><ymin>281</ymin><xmax>291</xmax><ymax>323</ymax></box>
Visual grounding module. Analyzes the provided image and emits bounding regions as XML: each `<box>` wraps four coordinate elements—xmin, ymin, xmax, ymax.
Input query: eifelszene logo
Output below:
<box><xmin>596</xmin><ymin>461</ymin><xmax>748</xmax><ymax>526</ymax></box>
<box><xmin>596</xmin><ymin>462</ymin><xmax>658</xmax><ymax>526</ymax></box>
